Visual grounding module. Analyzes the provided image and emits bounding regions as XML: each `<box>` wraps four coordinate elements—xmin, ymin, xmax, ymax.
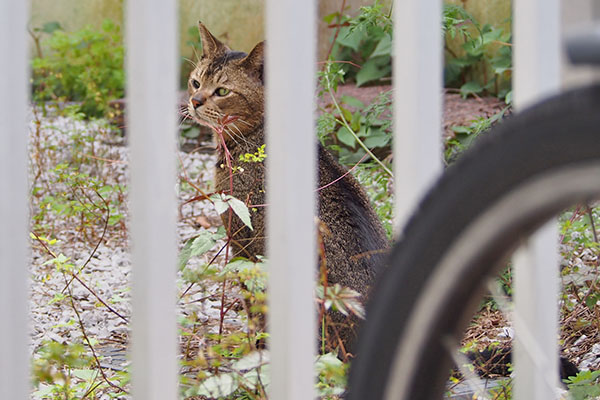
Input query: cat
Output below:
<box><xmin>186</xmin><ymin>22</ymin><xmax>389</xmax><ymax>354</ymax></box>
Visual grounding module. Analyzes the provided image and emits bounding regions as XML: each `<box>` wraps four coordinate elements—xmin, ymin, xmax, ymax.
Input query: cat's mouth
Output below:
<box><xmin>188</xmin><ymin>106</ymin><xmax>216</xmax><ymax>129</ymax></box>
<box><xmin>189</xmin><ymin>106</ymin><xmax>242</xmax><ymax>134</ymax></box>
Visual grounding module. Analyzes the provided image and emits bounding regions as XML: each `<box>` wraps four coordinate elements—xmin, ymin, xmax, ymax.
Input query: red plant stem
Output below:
<box><xmin>211</xmin><ymin>118</ymin><xmax>238</xmax><ymax>343</ymax></box>
<box><xmin>323</xmin><ymin>0</ymin><xmax>348</xmax><ymax>64</ymax></box>
<box><xmin>247</xmin><ymin>153</ymin><xmax>370</xmax><ymax>208</ymax></box>
<box><xmin>316</xmin><ymin>59</ymin><xmax>362</xmax><ymax>69</ymax></box>
<box><xmin>317</xmin><ymin>153</ymin><xmax>369</xmax><ymax>192</ymax></box>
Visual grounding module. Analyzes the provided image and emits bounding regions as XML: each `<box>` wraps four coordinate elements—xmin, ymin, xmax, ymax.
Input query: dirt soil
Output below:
<box><xmin>319</xmin><ymin>84</ymin><xmax>507</xmax><ymax>138</ymax></box>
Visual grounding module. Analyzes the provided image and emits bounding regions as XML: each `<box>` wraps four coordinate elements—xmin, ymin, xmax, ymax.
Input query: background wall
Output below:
<box><xmin>28</xmin><ymin>0</ymin><xmax>393</xmax><ymax>63</ymax></box>
<box><xmin>28</xmin><ymin>0</ymin><xmax>599</xmax><ymax>87</ymax></box>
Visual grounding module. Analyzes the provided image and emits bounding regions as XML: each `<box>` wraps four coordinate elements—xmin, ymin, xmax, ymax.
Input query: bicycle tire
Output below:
<box><xmin>348</xmin><ymin>84</ymin><xmax>600</xmax><ymax>400</ymax></box>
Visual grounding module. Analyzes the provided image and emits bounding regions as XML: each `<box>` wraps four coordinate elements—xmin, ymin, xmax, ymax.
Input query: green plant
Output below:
<box><xmin>326</xmin><ymin>0</ymin><xmax>392</xmax><ymax>86</ymax></box>
<box><xmin>31</xmin><ymin>19</ymin><xmax>125</xmax><ymax>119</ymax></box>
<box><xmin>444</xmin><ymin>106</ymin><xmax>510</xmax><ymax>164</ymax></box>
<box><xmin>560</xmin><ymin>205</ymin><xmax>600</xmax><ymax>315</ymax></box>
<box><xmin>316</xmin><ymin>352</ymin><xmax>348</xmax><ymax>398</ymax></box>
<box><xmin>443</xmin><ymin>5</ymin><xmax>512</xmax><ymax>100</ymax></box>
<box><xmin>318</xmin><ymin>61</ymin><xmax>392</xmax><ymax>174</ymax></box>
<box><xmin>565</xmin><ymin>370</ymin><xmax>600</xmax><ymax>399</ymax></box>
<box><xmin>32</xmin><ymin>341</ymin><xmax>94</xmax><ymax>399</ymax></box>
<box><xmin>353</xmin><ymin>163</ymin><xmax>394</xmax><ymax>238</ymax></box>
<box><xmin>31</xmin><ymin>232</ymin><xmax>130</xmax><ymax>400</ymax></box>
<box><xmin>32</xmin><ymin>340</ymin><xmax>130</xmax><ymax>400</ymax></box>
<box><xmin>327</xmin><ymin>2</ymin><xmax>512</xmax><ymax>98</ymax></box>
<box><xmin>33</xmin><ymin>163</ymin><xmax>125</xmax><ymax>240</ymax></box>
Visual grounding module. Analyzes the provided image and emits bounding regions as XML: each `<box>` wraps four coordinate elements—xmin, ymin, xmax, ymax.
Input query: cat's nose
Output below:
<box><xmin>191</xmin><ymin>96</ymin><xmax>204</xmax><ymax>109</ymax></box>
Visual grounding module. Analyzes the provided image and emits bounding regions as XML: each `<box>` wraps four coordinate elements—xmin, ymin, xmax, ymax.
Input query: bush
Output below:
<box><xmin>31</xmin><ymin>20</ymin><xmax>125</xmax><ymax>119</ymax></box>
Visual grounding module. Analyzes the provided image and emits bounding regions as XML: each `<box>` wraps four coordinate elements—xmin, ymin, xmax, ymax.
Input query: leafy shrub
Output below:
<box><xmin>326</xmin><ymin>0</ymin><xmax>392</xmax><ymax>87</ymax></box>
<box><xmin>443</xmin><ymin>5</ymin><xmax>512</xmax><ymax>100</ymax></box>
<box><xmin>327</xmin><ymin>1</ymin><xmax>512</xmax><ymax>99</ymax></box>
<box><xmin>565</xmin><ymin>370</ymin><xmax>600</xmax><ymax>400</ymax></box>
<box><xmin>317</xmin><ymin>64</ymin><xmax>392</xmax><ymax>166</ymax></box>
<box><xmin>31</xmin><ymin>20</ymin><xmax>125</xmax><ymax>119</ymax></box>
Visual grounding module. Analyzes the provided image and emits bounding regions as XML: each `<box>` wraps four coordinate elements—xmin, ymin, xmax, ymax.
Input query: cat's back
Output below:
<box><xmin>316</xmin><ymin>145</ymin><xmax>389</xmax><ymax>294</ymax></box>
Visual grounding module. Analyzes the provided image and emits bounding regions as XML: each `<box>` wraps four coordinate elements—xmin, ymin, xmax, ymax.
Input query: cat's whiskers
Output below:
<box><xmin>228</xmin><ymin>122</ymin><xmax>257</xmax><ymax>149</ymax></box>
<box><xmin>223</xmin><ymin>127</ymin><xmax>243</xmax><ymax>147</ymax></box>
<box><xmin>182</xmin><ymin>57</ymin><xmax>198</xmax><ymax>69</ymax></box>
<box><xmin>191</xmin><ymin>46</ymin><xmax>201</xmax><ymax>64</ymax></box>
<box><xmin>212</xmin><ymin>111</ymin><xmax>256</xmax><ymax>150</ymax></box>
<box><xmin>236</xmin><ymin>118</ymin><xmax>252</xmax><ymax>127</ymax></box>
<box><xmin>178</xmin><ymin>108</ymin><xmax>194</xmax><ymax>129</ymax></box>
<box><xmin>225</xmin><ymin>126</ymin><xmax>256</xmax><ymax>150</ymax></box>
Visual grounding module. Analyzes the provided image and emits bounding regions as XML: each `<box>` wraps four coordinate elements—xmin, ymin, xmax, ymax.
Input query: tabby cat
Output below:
<box><xmin>186</xmin><ymin>23</ymin><xmax>389</xmax><ymax>353</ymax></box>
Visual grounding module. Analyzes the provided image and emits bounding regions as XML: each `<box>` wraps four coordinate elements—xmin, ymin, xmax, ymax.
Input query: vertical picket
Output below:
<box><xmin>126</xmin><ymin>1</ymin><xmax>179</xmax><ymax>399</ymax></box>
<box><xmin>266</xmin><ymin>0</ymin><xmax>317</xmax><ymax>399</ymax></box>
<box><xmin>393</xmin><ymin>0</ymin><xmax>443</xmax><ymax>232</ymax></box>
<box><xmin>513</xmin><ymin>0</ymin><xmax>561</xmax><ymax>398</ymax></box>
<box><xmin>0</xmin><ymin>2</ymin><xmax>29</xmax><ymax>399</ymax></box>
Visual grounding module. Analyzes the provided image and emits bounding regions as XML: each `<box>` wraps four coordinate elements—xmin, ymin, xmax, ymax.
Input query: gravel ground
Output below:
<box><xmin>28</xmin><ymin>106</ymin><xmax>245</xmax><ymax>398</ymax></box>
<box><xmin>27</xmin><ymin>96</ymin><xmax>600</xmax><ymax>398</ymax></box>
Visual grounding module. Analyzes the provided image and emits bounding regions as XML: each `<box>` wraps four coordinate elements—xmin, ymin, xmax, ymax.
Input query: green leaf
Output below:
<box><xmin>459</xmin><ymin>81</ymin><xmax>483</xmax><ymax>98</ymax></box>
<box><xmin>221</xmin><ymin>258</ymin><xmax>258</xmax><ymax>275</ymax></box>
<box><xmin>463</xmin><ymin>38</ymin><xmax>485</xmax><ymax>57</ymax></box>
<box><xmin>211</xmin><ymin>194</ymin><xmax>253</xmax><ymax>231</ymax></box>
<box><xmin>196</xmin><ymin>373</ymin><xmax>238</xmax><ymax>397</ymax></box>
<box><xmin>355</xmin><ymin>56</ymin><xmax>391</xmax><ymax>87</ymax></box>
<box><xmin>72</xmin><ymin>368</ymin><xmax>97</xmax><ymax>382</ymax></box>
<box><xmin>337</xmin><ymin>126</ymin><xmax>356</xmax><ymax>148</ymax></box>
<box><xmin>452</xmin><ymin>126</ymin><xmax>473</xmax><ymax>135</ymax></box>
<box><xmin>504</xmin><ymin>90</ymin><xmax>513</xmax><ymax>105</ymax></box>
<box><xmin>241</xmin><ymin>363</ymin><xmax>271</xmax><ymax>391</ymax></box>
<box><xmin>316</xmin><ymin>352</ymin><xmax>343</xmax><ymax>371</ymax></box>
<box><xmin>323</xmin><ymin>12</ymin><xmax>339</xmax><ymax>25</ymax></box>
<box><xmin>340</xmin><ymin>95</ymin><xmax>364</xmax><ymax>109</ymax></box>
<box><xmin>491</xmin><ymin>54</ymin><xmax>512</xmax><ymax>75</ymax></box>
<box><xmin>336</xmin><ymin>26</ymin><xmax>363</xmax><ymax>52</ymax></box>
<box><xmin>33</xmin><ymin>385</ymin><xmax>55</xmax><ymax>397</ymax></box>
<box><xmin>232</xmin><ymin>351</ymin><xmax>269</xmax><ymax>372</ymax></box>
<box><xmin>211</xmin><ymin>194</ymin><xmax>230</xmax><ymax>215</ymax></box>
<box><xmin>178</xmin><ymin>230</ymin><xmax>224</xmax><ymax>270</ymax></box>
<box><xmin>221</xmin><ymin>257</ymin><xmax>267</xmax><ymax>292</ymax></box>
<box><xmin>369</xmin><ymin>33</ymin><xmax>392</xmax><ymax>58</ymax></box>
<box><xmin>585</xmin><ymin>293</ymin><xmax>600</xmax><ymax>310</ymax></box>
<box><xmin>41</xmin><ymin>21</ymin><xmax>62</xmax><ymax>34</ymax></box>
<box><xmin>316</xmin><ymin>284</ymin><xmax>366</xmax><ymax>319</ymax></box>
<box><xmin>362</xmin><ymin>128</ymin><xmax>390</xmax><ymax>148</ymax></box>
<box><xmin>228</xmin><ymin>196</ymin><xmax>253</xmax><ymax>231</ymax></box>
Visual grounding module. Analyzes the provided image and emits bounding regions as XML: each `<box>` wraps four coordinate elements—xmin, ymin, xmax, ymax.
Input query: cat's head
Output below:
<box><xmin>187</xmin><ymin>23</ymin><xmax>264</xmax><ymax>144</ymax></box>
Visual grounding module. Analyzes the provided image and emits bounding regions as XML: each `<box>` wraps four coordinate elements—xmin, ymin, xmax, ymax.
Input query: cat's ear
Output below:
<box><xmin>241</xmin><ymin>41</ymin><xmax>265</xmax><ymax>83</ymax></box>
<box><xmin>198</xmin><ymin>22</ymin><xmax>229</xmax><ymax>57</ymax></box>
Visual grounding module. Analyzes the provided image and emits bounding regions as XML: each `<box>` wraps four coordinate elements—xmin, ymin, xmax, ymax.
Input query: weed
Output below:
<box><xmin>31</xmin><ymin>20</ymin><xmax>124</xmax><ymax>119</ymax></box>
<box><xmin>444</xmin><ymin>106</ymin><xmax>510</xmax><ymax>164</ymax></box>
<box><xmin>565</xmin><ymin>370</ymin><xmax>600</xmax><ymax>399</ymax></box>
<box><xmin>325</xmin><ymin>0</ymin><xmax>392</xmax><ymax>86</ymax></box>
<box><xmin>443</xmin><ymin>5</ymin><xmax>512</xmax><ymax>100</ymax></box>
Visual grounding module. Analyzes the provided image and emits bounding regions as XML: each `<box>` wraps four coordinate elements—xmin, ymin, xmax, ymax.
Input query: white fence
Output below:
<box><xmin>0</xmin><ymin>0</ymin><xmax>571</xmax><ymax>398</ymax></box>
<box><xmin>0</xmin><ymin>2</ymin><xmax>29</xmax><ymax>400</ymax></box>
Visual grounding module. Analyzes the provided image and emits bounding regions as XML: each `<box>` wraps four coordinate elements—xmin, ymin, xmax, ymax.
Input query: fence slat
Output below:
<box><xmin>513</xmin><ymin>0</ymin><xmax>561</xmax><ymax>398</ymax></box>
<box><xmin>266</xmin><ymin>1</ymin><xmax>317</xmax><ymax>399</ymax></box>
<box><xmin>393</xmin><ymin>0</ymin><xmax>443</xmax><ymax>232</ymax></box>
<box><xmin>126</xmin><ymin>1</ymin><xmax>179</xmax><ymax>399</ymax></box>
<box><xmin>0</xmin><ymin>2</ymin><xmax>29</xmax><ymax>399</ymax></box>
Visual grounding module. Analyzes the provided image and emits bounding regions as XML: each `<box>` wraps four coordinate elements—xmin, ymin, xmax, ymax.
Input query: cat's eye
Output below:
<box><xmin>191</xmin><ymin>79</ymin><xmax>200</xmax><ymax>89</ymax></box>
<box><xmin>215</xmin><ymin>87</ymin><xmax>230</xmax><ymax>96</ymax></box>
